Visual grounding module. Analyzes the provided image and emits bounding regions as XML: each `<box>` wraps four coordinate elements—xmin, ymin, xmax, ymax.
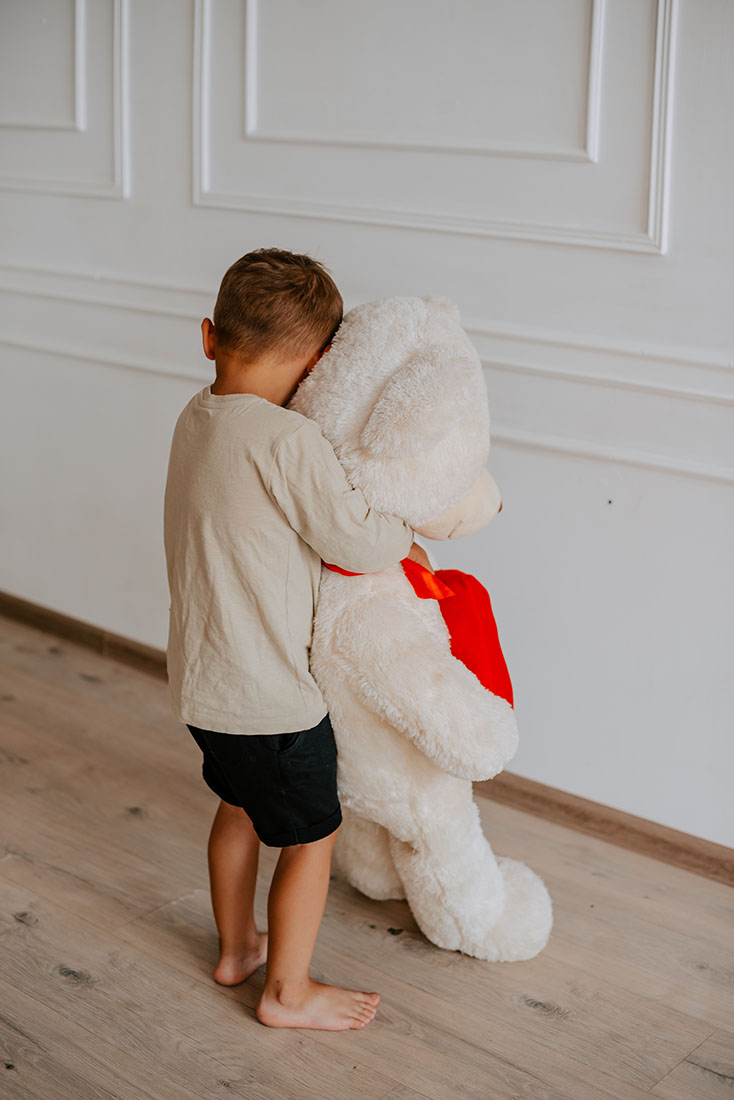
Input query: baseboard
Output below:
<box><xmin>475</xmin><ymin>773</ymin><xmax>733</xmax><ymax>887</ymax></box>
<box><xmin>0</xmin><ymin>590</ymin><xmax>167</xmax><ymax>681</ymax></box>
<box><xmin>2</xmin><ymin>588</ymin><xmax>732</xmax><ymax>887</ymax></box>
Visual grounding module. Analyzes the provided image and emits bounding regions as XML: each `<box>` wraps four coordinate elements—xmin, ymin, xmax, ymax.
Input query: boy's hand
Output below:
<box><xmin>406</xmin><ymin>541</ymin><xmax>434</xmax><ymax>573</ymax></box>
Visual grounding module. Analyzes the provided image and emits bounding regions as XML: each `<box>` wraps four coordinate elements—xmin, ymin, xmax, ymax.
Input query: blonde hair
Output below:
<box><xmin>213</xmin><ymin>248</ymin><xmax>343</xmax><ymax>362</ymax></box>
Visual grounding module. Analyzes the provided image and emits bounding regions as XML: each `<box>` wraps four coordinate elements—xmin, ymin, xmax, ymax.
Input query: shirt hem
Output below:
<box><xmin>172</xmin><ymin>694</ymin><xmax>329</xmax><ymax>736</ymax></box>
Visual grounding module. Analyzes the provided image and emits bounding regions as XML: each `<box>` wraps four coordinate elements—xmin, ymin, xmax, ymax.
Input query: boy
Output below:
<box><xmin>163</xmin><ymin>248</ymin><xmax>424</xmax><ymax>1031</ymax></box>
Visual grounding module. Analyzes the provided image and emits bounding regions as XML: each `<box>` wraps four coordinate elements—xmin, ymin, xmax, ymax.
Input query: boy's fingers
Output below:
<box><xmin>406</xmin><ymin>542</ymin><xmax>434</xmax><ymax>573</ymax></box>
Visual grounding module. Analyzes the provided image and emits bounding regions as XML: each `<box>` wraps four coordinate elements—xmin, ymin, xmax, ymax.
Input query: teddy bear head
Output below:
<box><xmin>288</xmin><ymin>295</ymin><xmax>501</xmax><ymax>538</ymax></box>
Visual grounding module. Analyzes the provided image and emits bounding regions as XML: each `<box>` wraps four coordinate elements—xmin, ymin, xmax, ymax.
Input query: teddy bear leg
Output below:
<box><xmin>332</xmin><ymin>805</ymin><xmax>406</xmax><ymax>900</ymax></box>
<box><xmin>386</xmin><ymin>798</ymin><xmax>505</xmax><ymax>955</ymax></box>
<box><xmin>387</xmin><ymin>797</ymin><xmax>552</xmax><ymax>962</ymax></box>
<box><xmin>475</xmin><ymin>855</ymin><xmax>554</xmax><ymax>962</ymax></box>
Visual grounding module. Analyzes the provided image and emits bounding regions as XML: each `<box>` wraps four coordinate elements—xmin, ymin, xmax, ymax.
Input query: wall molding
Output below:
<box><xmin>0</xmin><ymin>263</ymin><xmax>213</xmax><ymax>319</ymax></box>
<box><xmin>0</xmin><ymin>263</ymin><xmax>732</xmax><ymax>487</ymax></box>
<box><xmin>491</xmin><ymin>422</ymin><xmax>734</xmax><ymax>486</ymax></box>
<box><xmin>240</xmin><ymin>0</ymin><xmax>604</xmax><ymax>163</ymax></box>
<box><xmin>112</xmin><ymin>0</ymin><xmax>131</xmax><ymax>198</ymax></box>
<box><xmin>1</xmin><ymin>585</ymin><xmax>730</xmax><ymax>884</ymax></box>
<box><xmin>482</xmin><ymin>355</ymin><xmax>734</xmax><ymax>408</ymax></box>
<box><xmin>648</xmin><ymin>0</ymin><xmax>677</xmax><ymax>254</ymax></box>
<box><xmin>75</xmin><ymin>0</ymin><xmax>88</xmax><ymax>133</ymax></box>
<box><xmin>466</xmin><ymin>313</ymin><xmax>733</xmax><ymax>376</ymax></box>
<box><xmin>194</xmin><ymin>0</ymin><xmax>676</xmax><ymax>253</ymax></box>
<box><xmin>0</xmin><ymin>329</ymin><xmax>731</xmax><ymax>486</ymax></box>
<box><xmin>0</xmin><ymin>335</ymin><xmax>202</xmax><ymax>386</ymax></box>
<box><xmin>0</xmin><ymin>0</ymin><xmax>130</xmax><ymax>199</ymax></box>
<box><xmin>4</xmin><ymin>261</ymin><xmax>729</xmax><ymax>378</ymax></box>
<box><xmin>0</xmin><ymin>261</ymin><xmax>730</xmax><ymax>389</ymax></box>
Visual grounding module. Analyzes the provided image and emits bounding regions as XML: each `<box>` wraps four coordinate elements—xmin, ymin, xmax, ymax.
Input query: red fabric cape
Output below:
<box><xmin>323</xmin><ymin>557</ymin><xmax>514</xmax><ymax>707</ymax></box>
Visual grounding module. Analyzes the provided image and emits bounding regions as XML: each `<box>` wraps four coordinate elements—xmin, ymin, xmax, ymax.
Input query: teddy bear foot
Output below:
<box><xmin>459</xmin><ymin>856</ymin><xmax>553</xmax><ymax>962</ymax></box>
<box><xmin>332</xmin><ymin>810</ymin><xmax>407</xmax><ymax>901</ymax></box>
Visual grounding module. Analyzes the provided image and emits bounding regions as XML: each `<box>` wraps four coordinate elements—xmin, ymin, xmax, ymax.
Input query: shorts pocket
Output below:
<box><xmin>277</xmin><ymin>729</ymin><xmax>305</xmax><ymax>754</ymax></box>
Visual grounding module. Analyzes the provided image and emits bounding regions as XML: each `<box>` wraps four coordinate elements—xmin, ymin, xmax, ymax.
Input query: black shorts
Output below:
<box><xmin>186</xmin><ymin>712</ymin><xmax>342</xmax><ymax>847</ymax></box>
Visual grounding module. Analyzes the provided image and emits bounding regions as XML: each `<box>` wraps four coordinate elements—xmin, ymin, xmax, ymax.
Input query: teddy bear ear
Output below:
<box><xmin>360</xmin><ymin>344</ymin><xmax>477</xmax><ymax>458</ymax></box>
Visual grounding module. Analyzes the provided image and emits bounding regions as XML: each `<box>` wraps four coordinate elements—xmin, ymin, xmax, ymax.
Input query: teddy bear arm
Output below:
<box><xmin>332</xmin><ymin>600</ymin><xmax>518</xmax><ymax>781</ymax></box>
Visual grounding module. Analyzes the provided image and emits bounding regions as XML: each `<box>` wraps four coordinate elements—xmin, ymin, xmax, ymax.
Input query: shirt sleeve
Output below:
<box><xmin>266</xmin><ymin>418</ymin><xmax>414</xmax><ymax>573</ymax></box>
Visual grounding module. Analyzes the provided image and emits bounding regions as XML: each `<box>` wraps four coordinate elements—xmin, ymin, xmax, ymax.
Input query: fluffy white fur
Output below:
<box><xmin>289</xmin><ymin>296</ymin><xmax>553</xmax><ymax>961</ymax></box>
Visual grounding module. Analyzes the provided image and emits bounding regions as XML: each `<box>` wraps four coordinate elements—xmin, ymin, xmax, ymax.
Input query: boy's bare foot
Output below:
<box><xmin>213</xmin><ymin>931</ymin><xmax>268</xmax><ymax>985</ymax></box>
<box><xmin>256</xmin><ymin>979</ymin><xmax>380</xmax><ymax>1030</ymax></box>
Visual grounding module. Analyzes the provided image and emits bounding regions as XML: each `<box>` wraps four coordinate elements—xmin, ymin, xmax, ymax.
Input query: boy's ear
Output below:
<box><xmin>201</xmin><ymin>318</ymin><xmax>216</xmax><ymax>361</ymax></box>
<box><xmin>360</xmin><ymin>344</ymin><xmax>477</xmax><ymax>458</ymax></box>
<box><xmin>304</xmin><ymin>342</ymin><xmax>330</xmax><ymax>375</ymax></box>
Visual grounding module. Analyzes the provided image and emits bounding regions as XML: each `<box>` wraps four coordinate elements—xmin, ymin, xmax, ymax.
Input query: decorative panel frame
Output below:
<box><xmin>0</xmin><ymin>0</ymin><xmax>87</xmax><ymax>132</ymax></box>
<box><xmin>193</xmin><ymin>0</ymin><xmax>677</xmax><ymax>253</ymax></box>
<box><xmin>0</xmin><ymin>0</ymin><xmax>131</xmax><ymax>198</ymax></box>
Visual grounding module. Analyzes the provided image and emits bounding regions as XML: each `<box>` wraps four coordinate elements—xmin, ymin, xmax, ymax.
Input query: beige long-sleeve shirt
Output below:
<box><xmin>163</xmin><ymin>384</ymin><xmax>414</xmax><ymax>734</ymax></box>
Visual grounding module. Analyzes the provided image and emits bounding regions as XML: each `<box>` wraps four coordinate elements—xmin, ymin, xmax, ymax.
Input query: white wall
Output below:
<box><xmin>0</xmin><ymin>0</ymin><xmax>732</xmax><ymax>846</ymax></box>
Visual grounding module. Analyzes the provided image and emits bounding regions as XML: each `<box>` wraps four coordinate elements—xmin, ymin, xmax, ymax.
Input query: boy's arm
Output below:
<box><xmin>266</xmin><ymin>418</ymin><xmax>414</xmax><ymax>573</ymax></box>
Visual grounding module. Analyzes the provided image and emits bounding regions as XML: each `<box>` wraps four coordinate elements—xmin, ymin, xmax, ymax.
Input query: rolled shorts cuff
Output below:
<box><xmin>258</xmin><ymin>803</ymin><xmax>343</xmax><ymax>848</ymax></box>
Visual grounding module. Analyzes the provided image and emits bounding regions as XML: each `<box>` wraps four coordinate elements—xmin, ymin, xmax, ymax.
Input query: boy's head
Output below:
<box><xmin>207</xmin><ymin>248</ymin><xmax>343</xmax><ymax>366</ymax></box>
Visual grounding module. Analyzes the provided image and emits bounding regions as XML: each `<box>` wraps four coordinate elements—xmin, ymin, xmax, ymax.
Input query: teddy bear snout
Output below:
<box><xmin>413</xmin><ymin>468</ymin><xmax>503</xmax><ymax>540</ymax></box>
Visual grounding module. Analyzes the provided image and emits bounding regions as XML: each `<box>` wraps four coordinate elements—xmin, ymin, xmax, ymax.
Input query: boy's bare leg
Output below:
<box><xmin>207</xmin><ymin>800</ymin><xmax>268</xmax><ymax>985</ymax></box>
<box><xmin>256</xmin><ymin>826</ymin><xmax>380</xmax><ymax>1030</ymax></box>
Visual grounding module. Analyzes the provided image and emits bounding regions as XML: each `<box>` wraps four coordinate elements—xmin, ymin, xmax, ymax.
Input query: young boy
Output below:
<box><xmin>163</xmin><ymin>248</ymin><xmax>424</xmax><ymax>1031</ymax></box>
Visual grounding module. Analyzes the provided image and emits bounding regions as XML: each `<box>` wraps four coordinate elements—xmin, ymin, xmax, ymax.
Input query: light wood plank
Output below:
<box><xmin>651</xmin><ymin>1030</ymin><xmax>734</xmax><ymax>1099</ymax></box>
<box><xmin>119</xmin><ymin>875</ymin><xmax>711</xmax><ymax>1098</ymax></box>
<box><xmin>0</xmin><ymin>878</ymin><xmax>398</xmax><ymax>1100</ymax></box>
<box><xmin>0</xmin><ymin>619</ymin><xmax>176</xmax><ymax>733</ymax></box>
<box><xmin>0</xmin><ymin>977</ymin><xmax>205</xmax><ymax>1100</ymax></box>
<box><xmin>0</xmin><ymin>662</ymin><xmax>197</xmax><ymax>783</ymax></box>
<box><xmin>0</xmin><ymin>713</ymin><xmax>83</xmax><ymax>797</ymax></box>
<box><xmin>475</xmin><ymin>797</ymin><xmax>734</xmax><ymax>935</ymax></box>
<box><xmin>0</xmin><ymin>783</ymin><xmax>200</xmax><ymax>931</ymax></box>
<box><xmin>5</xmin><ymin>597</ymin><xmax>732</xmax><ymax>885</ymax></box>
<box><xmin>379</xmin><ymin>1090</ymin><xmax>433</xmax><ymax>1100</ymax></box>
<box><xmin>472</xmin><ymin>799</ymin><xmax>734</xmax><ymax>1029</ymax></box>
<box><xmin>1</xmin><ymin>613</ymin><xmax>733</xmax><ymax>1100</ymax></box>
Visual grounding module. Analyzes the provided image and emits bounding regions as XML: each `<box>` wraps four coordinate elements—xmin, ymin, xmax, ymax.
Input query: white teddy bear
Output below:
<box><xmin>289</xmin><ymin>296</ymin><xmax>553</xmax><ymax>961</ymax></box>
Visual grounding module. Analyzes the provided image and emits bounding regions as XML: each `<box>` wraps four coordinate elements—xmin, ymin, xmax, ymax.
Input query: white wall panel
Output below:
<box><xmin>196</xmin><ymin>0</ymin><xmax>675</xmax><ymax>252</ymax></box>
<box><xmin>0</xmin><ymin>0</ymin><xmax>80</xmax><ymax>130</ymax></box>
<box><xmin>0</xmin><ymin>0</ymin><xmax>130</xmax><ymax>197</ymax></box>
<box><xmin>248</xmin><ymin>0</ymin><xmax>592</xmax><ymax>152</ymax></box>
<box><xmin>0</xmin><ymin>0</ymin><xmax>732</xmax><ymax>846</ymax></box>
<box><xmin>433</xmin><ymin>443</ymin><xmax>733</xmax><ymax>848</ymax></box>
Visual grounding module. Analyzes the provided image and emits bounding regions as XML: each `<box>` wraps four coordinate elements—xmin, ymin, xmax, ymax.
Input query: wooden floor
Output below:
<box><xmin>1</xmin><ymin>615</ymin><xmax>732</xmax><ymax>1100</ymax></box>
